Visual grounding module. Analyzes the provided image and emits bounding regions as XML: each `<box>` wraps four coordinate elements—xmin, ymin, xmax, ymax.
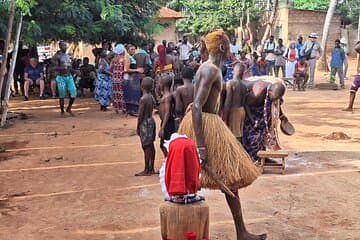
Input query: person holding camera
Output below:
<box><xmin>300</xmin><ymin>33</ymin><xmax>323</xmax><ymax>88</ymax></box>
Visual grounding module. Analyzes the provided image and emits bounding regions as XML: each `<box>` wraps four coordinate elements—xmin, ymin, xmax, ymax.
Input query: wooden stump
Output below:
<box><xmin>160</xmin><ymin>201</ymin><xmax>209</xmax><ymax>240</ymax></box>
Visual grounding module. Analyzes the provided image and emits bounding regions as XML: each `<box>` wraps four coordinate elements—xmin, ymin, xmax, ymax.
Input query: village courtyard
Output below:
<box><xmin>0</xmin><ymin>58</ymin><xmax>359</xmax><ymax>240</ymax></box>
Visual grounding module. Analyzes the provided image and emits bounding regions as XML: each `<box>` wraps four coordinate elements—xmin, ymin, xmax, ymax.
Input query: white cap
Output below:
<box><xmin>309</xmin><ymin>32</ymin><xmax>318</xmax><ymax>39</ymax></box>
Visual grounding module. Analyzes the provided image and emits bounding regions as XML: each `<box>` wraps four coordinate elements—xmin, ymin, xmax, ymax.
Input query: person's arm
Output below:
<box><xmin>317</xmin><ymin>43</ymin><xmax>323</xmax><ymax>58</ymax></box>
<box><xmin>137</xmin><ymin>98</ymin><xmax>145</xmax><ymax>136</ymax></box>
<box><xmin>175</xmin><ymin>89</ymin><xmax>183</xmax><ymax>119</ymax></box>
<box><xmin>159</xmin><ymin>95</ymin><xmax>171</xmax><ymax>139</ymax></box>
<box><xmin>24</xmin><ymin>70</ymin><xmax>30</xmax><ymax>82</ymax></box>
<box><xmin>300</xmin><ymin>43</ymin><xmax>306</xmax><ymax>56</ymax></box>
<box><xmin>192</xmin><ymin>66</ymin><xmax>217</xmax><ymax>165</ymax></box>
<box><xmin>222</xmin><ymin>81</ymin><xmax>233</xmax><ymax>125</ymax></box>
<box><xmin>38</xmin><ymin>72</ymin><xmax>44</xmax><ymax>81</ymax></box>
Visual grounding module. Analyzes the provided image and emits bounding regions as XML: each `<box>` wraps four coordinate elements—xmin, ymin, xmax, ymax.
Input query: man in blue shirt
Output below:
<box><xmin>329</xmin><ymin>39</ymin><xmax>345</xmax><ymax>88</ymax></box>
<box><xmin>24</xmin><ymin>58</ymin><xmax>44</xmax><ymax>100</ymax></box>
<box><xmin>295</xmin><ymin>36</ymin><xmax>303</xmax><ymax>60</ymax></box>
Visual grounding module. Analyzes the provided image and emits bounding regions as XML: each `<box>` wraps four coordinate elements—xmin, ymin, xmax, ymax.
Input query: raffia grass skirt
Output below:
<box><xmin>178</xmin><ymin>111</ymin><xmax>260</xmax><ymax>190</ymax></box>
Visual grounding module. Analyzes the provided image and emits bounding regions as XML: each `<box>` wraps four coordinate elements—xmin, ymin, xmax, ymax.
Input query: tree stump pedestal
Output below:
<box><xmin>159</xmin><ymin>201</ymin><xmax>209</xmax><ymax>240</ymax></box>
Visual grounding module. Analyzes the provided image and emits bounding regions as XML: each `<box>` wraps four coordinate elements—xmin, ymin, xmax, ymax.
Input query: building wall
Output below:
<box><xmin>153</xmin><ymin>21</ymin><xmax>179</xmax><ymax>47</ymax></box>
<box><xmin>275</xmin><ymin>8</ymin><xmax>341</xmax><ymax>48</ymax></box>
<box><xmin>286</xmin><ymin>9</ymin><xmax>341</xmax><ymax>47</ymax></box>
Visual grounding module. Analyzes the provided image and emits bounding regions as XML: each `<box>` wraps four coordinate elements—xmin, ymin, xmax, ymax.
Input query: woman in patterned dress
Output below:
<box><xmin>110</xmin><ymin>44</ymin><xmax>127</xmax><ymax>114</ymax></box>
<box><xmin>95</xmin><ymin>49</ymin><xmax>112</xmax><ymax>111</ymax></box>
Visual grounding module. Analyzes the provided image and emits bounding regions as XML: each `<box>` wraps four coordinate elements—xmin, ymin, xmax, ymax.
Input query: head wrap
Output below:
<box><xmin>157</xmin><ymin>44</ymin><xmax>166</xmax><ymax>71</ymax></box>
<box><xmin>205</xmin><ymin>30</ymin><xmax>227</xmax><ymax>55</ymax></box>
<box><xmin>113</xmin><ymin>43</ymin><xmax>125</xmax><ymax>55</ymax></box>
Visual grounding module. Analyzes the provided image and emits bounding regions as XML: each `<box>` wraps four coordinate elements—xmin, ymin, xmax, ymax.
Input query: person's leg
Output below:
<box><xmin>281</xmin><ymin>65</ymin><xmax>286</xmax><ymax>78</ymax></box>
<box><xmin>338</xmin><ymin>67</ymin><xmax>344</xmax><ymax>88</ymax></box>
<box><xmin>66</xmin><ymin>76</ymin><xmax>77</xmax><ymax>116</ymax></box>
<box><xmin>329</xmin><ymin>67</ymin><xmax>337</xmax><ymax>84</ymax></box>
<box><xmin>225</xmin><ymin>190</ymin><xmax>267</xmax><ymax>240</ymax></box>
<box><xmin>24</xmin><ymin>79</ymin><xmax>31</xmax><ymax>100</ymax></box>
<box><xmin>160</xmin><ymin>138</ymin><xmax>167</xmax><ymax>158</ymax></box>
<box><xmin>135</xmin><ymin>145</ymin><xmax>151</xmax><ymax>176</ymax></box>
<box><xmin>13</xmin><ymin>72</ymin><xmax>19</xmax><ymax>94</ymax></box>
<box><xmin>56</xmin><ymin>76</ymin><xmax>66</xmax><ymax>116</ymax></box>
<box><xmin>59</xmin><ymin>98</ymin><xmax>65</xmax><ymax>116</ymax></box>
<box><xmin>36</xmin><ymin>79</ymin><xmax>45</xmax><ymax>97</ymax></box>
<box><xmin>308</xmin><ymin>59</ymin><xmax>316</xmax><ymax>87</ymax></box>
<box><xmin>343</xmin><ymin>56</ymin><xmax>348</xmax><ymax>79</ymax></box>
<box><xmin>274</xmin><ymin>66</ymin><xmax>279</xmax><ymax>77</ymax></box>
<box><xmin>51</xmin><ymin>79</ymin><xmax>57</xmax><ymax>98</ymax></box>
<box><xmin>266</xmin><ymin>61</ymin><xmax>271</xmax><ymax>76</ymax></box>
<box><xmin>149</xmin><ymin>143</ymin><xmax>156</xmax><ymax>174</ymax></box>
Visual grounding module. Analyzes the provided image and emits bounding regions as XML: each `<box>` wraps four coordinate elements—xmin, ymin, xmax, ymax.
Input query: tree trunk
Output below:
<box><xmin>0</xmin><ymin>0</ymin><xmax>16</xmax><ymax>104</ymax></box>
<box><xmin>261</xmin><ymin>0</ymin><xmax>279</xmax><ymax>47</ymax></box>
<box><xmin>317</xmin><ymin>0</ymin><xmax>337</xmax><ymax>72</ymax></box>
<box><xmin>1</xmin><ymin>15</ymin><xmax>23</xmax><ymax>127</ymax></box>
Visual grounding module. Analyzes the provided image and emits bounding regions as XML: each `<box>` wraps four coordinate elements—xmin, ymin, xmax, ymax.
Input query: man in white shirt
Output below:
<box><xmin>264</xmin><ymin>35</ymin><xmax>276</xmax><ymax>76</ymax></box>
<box><xmin>300</xmin><ymin>32</ymin><xmax>322</xmax><ymax>88</ymax></box>
<box><xmin>178</xmin><ymin>36</ymin><xmax>193</xmax><ymax>65</ymax></box>
<box><xmin>230</xmin><ymin>38</ymin><xmax>240</xmax><ymax>59</ymax></box>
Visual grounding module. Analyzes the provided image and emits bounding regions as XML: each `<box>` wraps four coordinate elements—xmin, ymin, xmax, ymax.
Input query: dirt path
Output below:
<box><xmin>1</xmin><ymin>73</ymin><xmax>360</xmax><ymax>239</ymax></box>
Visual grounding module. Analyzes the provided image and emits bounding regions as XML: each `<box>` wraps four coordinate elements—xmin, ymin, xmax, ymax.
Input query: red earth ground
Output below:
<box><xmin>1</xmin><ymin>57</ymin><xmax>359</xmax><ymax>240</ymax></box>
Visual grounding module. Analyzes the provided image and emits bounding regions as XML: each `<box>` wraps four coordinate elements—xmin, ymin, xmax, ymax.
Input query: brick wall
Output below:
<box><xmin>275</xmin><ymin>8</ymin><xmax>341</xmax><ymax>48</ymax></box>
<box><xmin>287</xmin><ymin>9</ymin><xmax>341</xmax><ymax>48</ymax></box>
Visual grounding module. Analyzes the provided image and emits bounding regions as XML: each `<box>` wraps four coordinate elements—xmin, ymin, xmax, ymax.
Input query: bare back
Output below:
<box><xmin>176</xmin><ymin>82</ymin><xmax>194</xmax><ymax>116</ymax></box>
<box><xmin>227</xmin><ymin>79</ymin><xmax>247</xmax><ymax>108</ymax></box>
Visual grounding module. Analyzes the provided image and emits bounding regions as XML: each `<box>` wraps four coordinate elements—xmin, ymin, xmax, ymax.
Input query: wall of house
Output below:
<box><xmin>275</xmin><ymin>8</ymin><xmax>342</xmax><ymax>48</ymax></box>
<box><xmin>153</xmin><ymin>21</ymin><xmax>179</xmax><ymax>47</ymax></box>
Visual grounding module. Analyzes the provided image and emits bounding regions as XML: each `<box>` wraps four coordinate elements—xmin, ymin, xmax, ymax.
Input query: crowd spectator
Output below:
<box><xmin>79</xmin><ymin>57</ymin><xmax>96</xmax><ymax>97</ymax></box>
<box><xmin>301</xmin><ymin>32</ymin><xmax>322</xmax><ymax>88</ymax></box>
<box><xmin>284</xmin><ymin>41</ymin><xmax>298</xmax><ymax>79</ymax></box>
<box><xmin>274</xmin><ymin>38</ymin><xmax>286</xmax><ymax>78</ymax></box>
<box><xmin>230</xmin><ymin>38</ymin><xmax>240</xmax><ymax>59</ymax></box>
<box><xmin>264</xmin><ymin>35</ymin><xmax>276</xmax><ymax>76</ymax></box>
<box><xmin>23</xmin><ymin>57</ymin><xmax>44</xmax><ymax>100</ymax></box>
<box><xmin>329</xmin><ymin>39</ymin><xmax>345</xmax><ymax>88</ymax></box>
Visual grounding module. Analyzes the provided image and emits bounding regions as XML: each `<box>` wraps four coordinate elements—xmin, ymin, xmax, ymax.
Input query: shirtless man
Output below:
<box><xmin>158</xmin><ymin>75</ymin><xmax>176</xmax><ymax>157</ymax></box>
<box><xmin>223</xmin><ymin>63</ymin><xmax>247</xmax><ymax>142</ymax></box>
<box><xmin>52</xmin><ymin>41</ymin><xmax>78</xmax><ymax>116</ymax></box>
<box><xmin>136</xmin><ymin>77</ymin><xmax>156</xmax><ymax>176</ymax></box>
<box><xmin>175</xmin><ymin>66</ymin><xmax>194</xmax><ymax>124</ymax></box>
<box><xmin>178</xmin><ymin>30</ymin><xmax>266</xmax><ymax>240</ymax></box>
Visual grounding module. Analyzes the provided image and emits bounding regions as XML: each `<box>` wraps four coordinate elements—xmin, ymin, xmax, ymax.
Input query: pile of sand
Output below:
<box><xmin>324</xmin><ymin>132</ymin><xmax>351</xmax><ymax>140</ymax></box>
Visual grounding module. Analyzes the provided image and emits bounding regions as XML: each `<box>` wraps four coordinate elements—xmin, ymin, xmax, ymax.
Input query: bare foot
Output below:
<box><xmin>134</xmin><ymin>171</ymin><xmax>151</xmax><ymax>176</ymax></box>
<box><xmin>60</xmin><ymin>111</ymin><xmax>65</xmax><ymax>117</ymax></box>
<box><xmin>149</xmin><ymin>170</ymin><xmax>159</xmax><ymax>175</ymax></box>
<box><xmin>66</xmin><ymin>108</ymin><xmax>75</xmax><ymax>117</ymax></box>
<box><xmin>240</xmin><ymin>232</ymin><xmax>267</xmax><ymax>240</ymax></box>
<box><xmin>342</xmin><ymin>107</ymin><xmax>353</xmax><ymax>112</ymax></box>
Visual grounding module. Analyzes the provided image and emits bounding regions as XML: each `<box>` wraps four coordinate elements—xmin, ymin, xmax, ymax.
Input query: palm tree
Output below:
<box><xmin>317</xmin><ymin>0</ymin><xmax>338</xmax><ymax>71</ymax></box>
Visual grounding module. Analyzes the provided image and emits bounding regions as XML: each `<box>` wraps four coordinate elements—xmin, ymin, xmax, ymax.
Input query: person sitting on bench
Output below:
<box><xmin>293</xmin><ymin>56</ymin><xmax>308</xmax><ymax>91</ymax></box>
<box><xmin>24</xmin><ymin>57</ymin><xmax>45</xmax><ymax>100</ymax></box>
<box><xmin>79</xmin><ymin>57</ymin><xmax>96</xmax><ymax>97</ymax></box>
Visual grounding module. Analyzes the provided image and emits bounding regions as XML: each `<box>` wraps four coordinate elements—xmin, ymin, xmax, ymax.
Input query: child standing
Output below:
<box><xmin>136</xmin><ymin>77</ymin><xmax>156</xmax><ymax>176</ymax></box>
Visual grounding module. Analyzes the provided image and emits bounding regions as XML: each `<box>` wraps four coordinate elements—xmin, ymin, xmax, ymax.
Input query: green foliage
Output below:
<box><xmin>0</xmin><ymin>0</ymin><xmax>163</xmax><ymax>46</ymax></box>
<box><xmin>167</xmin><ymin>0</ymin><xmax>264</xmax><ymax>36</ymax></box>
<box><xmin>295</xmin><ymin>0</ymin><xmax>360</xmax><ymax>27</ymax></box>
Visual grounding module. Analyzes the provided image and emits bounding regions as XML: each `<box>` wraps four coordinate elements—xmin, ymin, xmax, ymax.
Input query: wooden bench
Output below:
<box><xmin>257</xmin><ymin>150</ymin><xmax>288</xmax><ymax>174</ymax></box>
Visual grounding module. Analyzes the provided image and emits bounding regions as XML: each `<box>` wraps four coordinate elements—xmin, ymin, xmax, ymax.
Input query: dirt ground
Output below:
<box><xmin>1</xmin><ymin>61</ymin><xmax>360</xmax><ymax>240</ymax></box>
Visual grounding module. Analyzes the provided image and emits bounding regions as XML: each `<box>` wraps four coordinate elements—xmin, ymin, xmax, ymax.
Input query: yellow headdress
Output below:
<box><xmin>205</xmin><ymin>30</ymin><xmax>227</xmax><ymax>55</ymax></box>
